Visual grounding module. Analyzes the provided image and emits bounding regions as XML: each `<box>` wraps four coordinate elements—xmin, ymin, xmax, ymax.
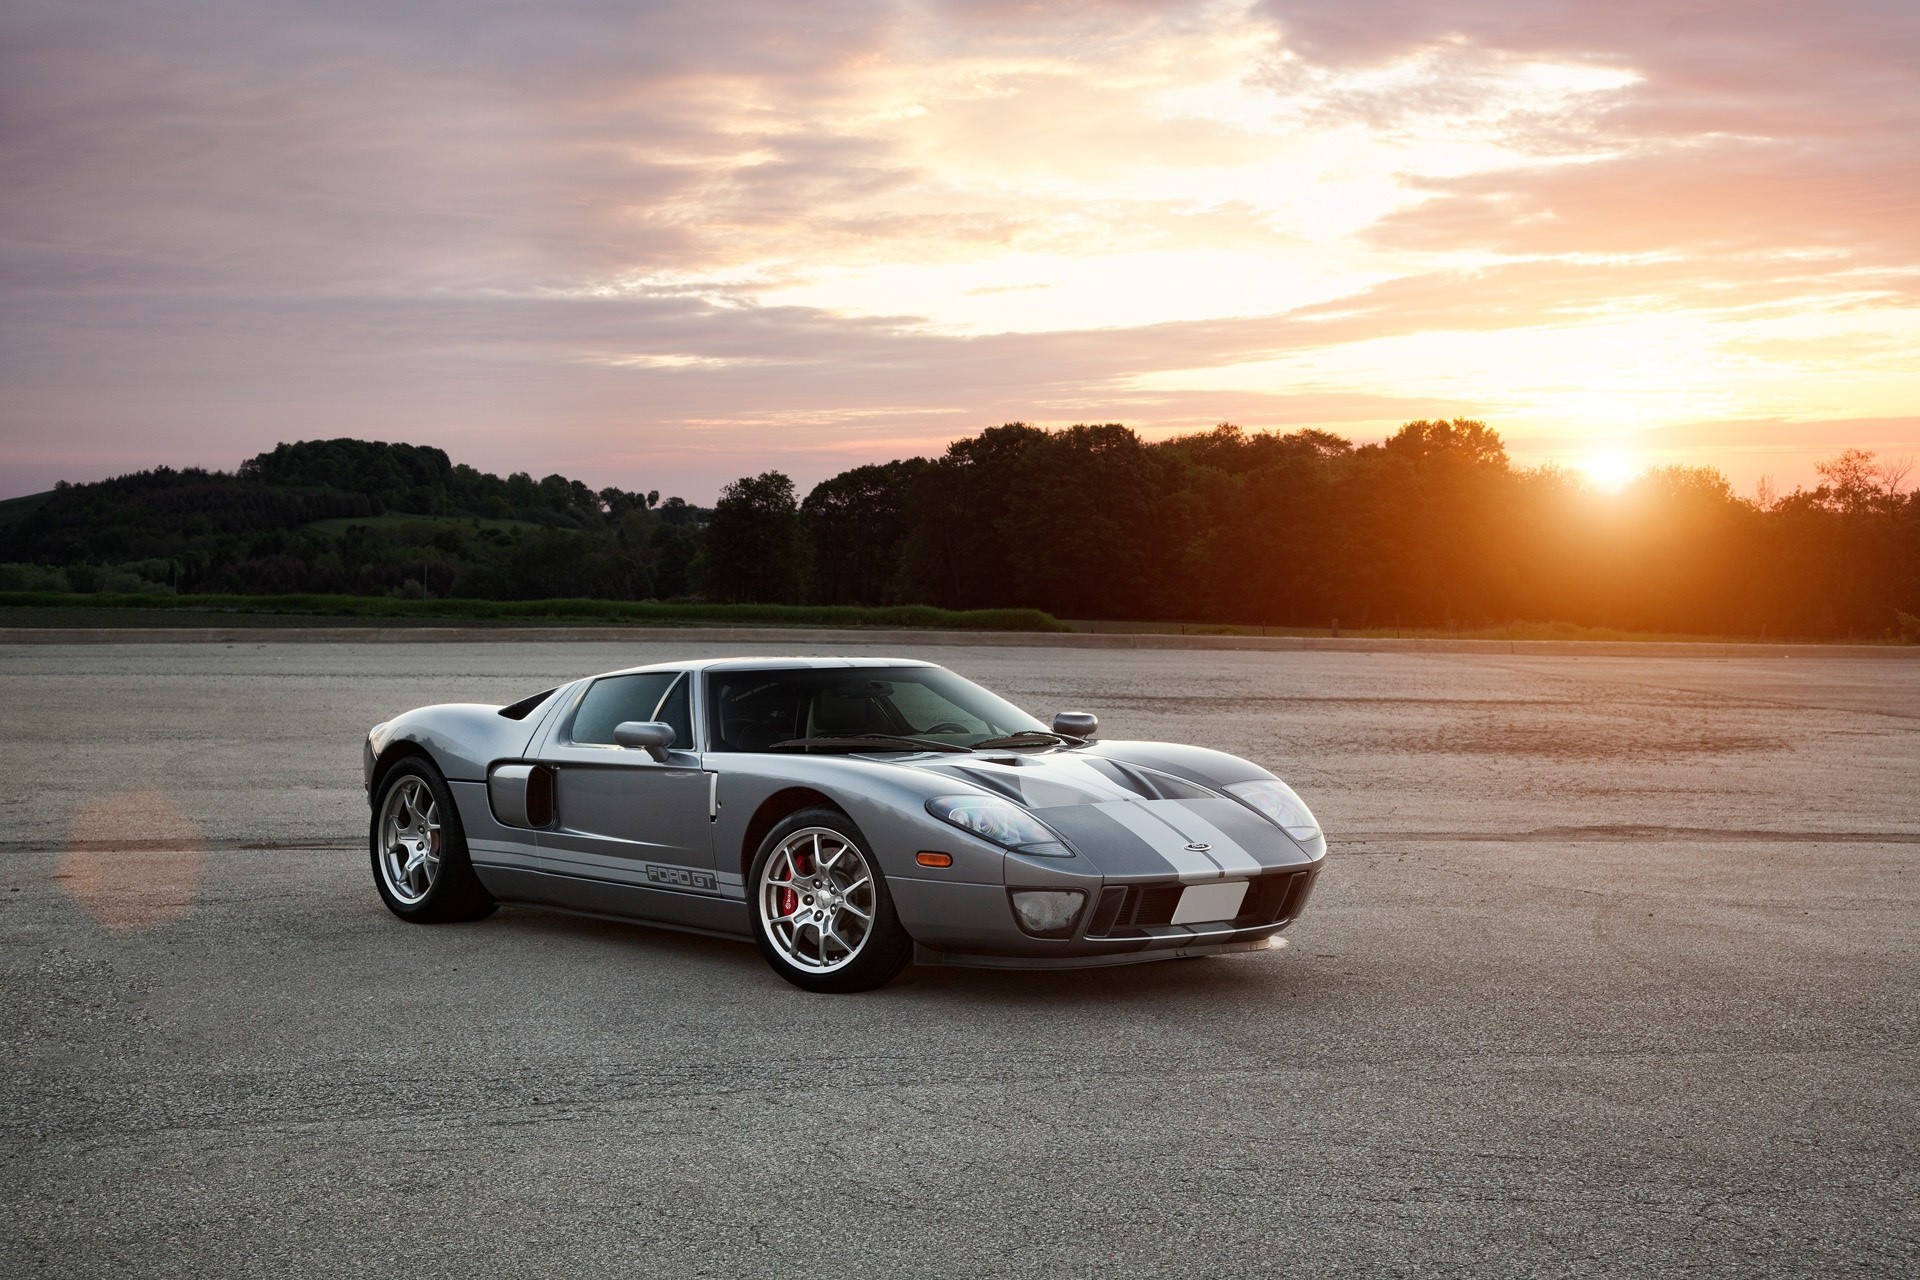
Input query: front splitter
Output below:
<box><xmin>913</xmin><ymin>935</ymin><xmax>1285</xmax><ymax>970</ymax></box>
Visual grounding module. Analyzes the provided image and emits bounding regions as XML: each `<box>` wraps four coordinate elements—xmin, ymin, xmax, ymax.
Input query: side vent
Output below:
<box><xmin>525</xmin><ymin>764</ymin><xmax>554</xmax><ymax>828</ymax></box>
<box><xmin>498</xmin><ymin>688</ymin><xmax>559</xmax><ymax>721</ymax></box>
<box><xmin>488</xmin><ymin>763</ymin><xmax>556</xmax><ymax>829</ymax></box>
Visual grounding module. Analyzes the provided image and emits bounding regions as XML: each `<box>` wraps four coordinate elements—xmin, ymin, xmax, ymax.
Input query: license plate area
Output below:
<box><xmin>1170</xmin><ymin>879</ymin><xmax>1248</xmax><ymax>925</ymax></box>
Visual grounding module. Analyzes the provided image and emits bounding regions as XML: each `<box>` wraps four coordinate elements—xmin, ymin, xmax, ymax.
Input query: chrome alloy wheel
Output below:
<box><xmin>377</xmin><ymin>775</ymin><xmax>442</xmax><ymax>906</ymax></box>
<box><xmin>757</xmin><ymin>827</ymin><xmax>877</xmax><ymax>974</ymax></box>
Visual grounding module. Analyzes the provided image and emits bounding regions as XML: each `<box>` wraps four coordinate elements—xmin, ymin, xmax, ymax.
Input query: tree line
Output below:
<box><xmin>3</xmin><ymin>424</ymin><xmax>1915</xmax><ymax>640</ymax></box>
<box><xmin>0</xmin><ymin>438</ymin><xmax>704</xmax><ymax>601</ymax></box>
<box><xmin>702</xmin><ymin>420</ymin><xmax>1919</xmax><ymax>641</ymax></box>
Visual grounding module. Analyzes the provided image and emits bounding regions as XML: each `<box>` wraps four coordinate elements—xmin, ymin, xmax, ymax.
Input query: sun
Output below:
<box><xmin>1580</xmin><ymin>452</ymin><xmax>1640</xmax><ymax>493</ymax></box>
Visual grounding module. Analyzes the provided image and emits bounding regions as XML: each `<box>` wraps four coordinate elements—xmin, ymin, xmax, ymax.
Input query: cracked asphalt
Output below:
<box><xmin>2</xmin><ymin>640</ymin><xmax>1916</xmax><ymax>1277</ymax></box>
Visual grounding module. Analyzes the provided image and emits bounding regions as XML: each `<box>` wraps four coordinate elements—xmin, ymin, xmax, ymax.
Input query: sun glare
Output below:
<box><xmin>1581</xmin><ymin>452</ymin><xmax>1640</xmax><ymax>493</ymax></box>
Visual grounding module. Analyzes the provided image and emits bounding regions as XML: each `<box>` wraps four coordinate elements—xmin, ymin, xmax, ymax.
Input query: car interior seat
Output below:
<box><xmin>809</xmin><ymin>687</ymin><xmax>888</xmax><ymax>737</ymax></box>
<box><xmin>724</xmin><ymin>718</ymin><xmax>781</xmax><ymax>751</ymax></box>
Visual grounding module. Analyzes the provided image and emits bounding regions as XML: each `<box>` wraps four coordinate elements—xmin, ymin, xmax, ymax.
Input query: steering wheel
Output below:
<box><xmin>924</xmin><ymin>722</ymin><xmax>970</xmax><ymax>734</ymax></box>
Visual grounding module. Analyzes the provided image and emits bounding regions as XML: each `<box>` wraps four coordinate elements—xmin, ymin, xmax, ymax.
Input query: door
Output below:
<box><xmin>535</xmin><ymin>670</ymin><xmax>719</xmax><ymax>896</ymax></box>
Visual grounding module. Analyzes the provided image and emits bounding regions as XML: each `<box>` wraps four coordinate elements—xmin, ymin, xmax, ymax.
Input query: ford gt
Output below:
<box><xmin>363</xmin><ymin>657</ymin><xmax>1326</xmax><ymax>992</ymax></box>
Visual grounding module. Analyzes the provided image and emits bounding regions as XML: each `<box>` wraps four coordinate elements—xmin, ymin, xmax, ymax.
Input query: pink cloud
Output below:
<box><xmin>2</xmin><ymin>0</ymin><xmax>1914</xmax><ymax>502</ymax></box>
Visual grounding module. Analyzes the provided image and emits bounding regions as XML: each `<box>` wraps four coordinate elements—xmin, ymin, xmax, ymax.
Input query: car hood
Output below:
<box><xmin>905</xmin><ymin>749</ymin><xmax>1318</xmax><ymax>881</ymax></box>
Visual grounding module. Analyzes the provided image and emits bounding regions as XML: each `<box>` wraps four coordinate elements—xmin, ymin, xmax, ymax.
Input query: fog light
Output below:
<box><xmin>1009</xmin><ymin>888</ymin><xmax>1086</xmax><ymax>938</ymax></box>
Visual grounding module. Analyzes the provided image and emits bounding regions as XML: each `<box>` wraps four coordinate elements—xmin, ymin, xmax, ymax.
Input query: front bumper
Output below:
<box><xmin>888</xmin><ymin>859</ymin><xmax>1323</xmax><ymax>964</ymax></box>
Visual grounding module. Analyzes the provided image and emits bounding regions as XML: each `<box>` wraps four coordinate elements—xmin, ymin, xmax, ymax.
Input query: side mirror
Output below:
<box><xmin>614</xmin><ymin>720</ymin><xmax>676</xmax><ymax>762</ymax></box>
<box><xmin>1051</xmin><ymin>711</ymin><xmax>1098</xmax><ymax>740</ymax></box>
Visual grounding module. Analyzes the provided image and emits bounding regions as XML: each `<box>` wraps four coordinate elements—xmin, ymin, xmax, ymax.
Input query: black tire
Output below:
<box><xmin>748</xmin><ymin>807</ymin><xmax>912</xmax><ymax>993</ymax></box>
<box><xmin>369</xmin><ymin>757</ymin><xmax>497</xmax><ymax>923</ymax></box>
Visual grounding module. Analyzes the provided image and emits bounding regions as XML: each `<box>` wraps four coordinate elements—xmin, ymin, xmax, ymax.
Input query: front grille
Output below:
<box><xmin>1237</xmin><ymin>865</ymin><xmax>1319</xmax><ymax>926</ymax></box>
<box><xmin>1085</xmin><ymin>866</ymin><xmax>1320</xmax><ymax>938</ymax></box>
<box><xmin>1087</xmin><ymin>883</ymin><xmax>1184</xmax><ymax>933</ymax></box>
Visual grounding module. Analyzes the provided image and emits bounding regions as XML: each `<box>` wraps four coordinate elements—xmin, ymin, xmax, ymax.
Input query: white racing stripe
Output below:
<box><xmin>967</xmin><ymin>756</ymin><xmax>1140</xmax><ymax>808</ymax></box>
<box><xmin>1136</xmin><ymin>801</ymin><xmax>1265</xmax><ymax>877</ymax></box>
<box><xmin>1094</xmin><ymin>800</ymin><xmax>1224</xmax><ymax>882</ymax></box>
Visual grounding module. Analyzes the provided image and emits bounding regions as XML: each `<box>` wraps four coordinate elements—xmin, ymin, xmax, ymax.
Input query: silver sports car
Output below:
<box><xmin>364</xmin><ymin>657</ymin><xmax>1326</xmax><ymax>992</ymax></box>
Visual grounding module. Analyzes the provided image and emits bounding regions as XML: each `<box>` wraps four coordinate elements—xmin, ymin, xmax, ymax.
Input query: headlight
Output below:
<box><xmin>1009</xmin><ymin>889</ymin><xmax>1086</xmax><ymax>938</ymax></box>
<box><xmin>1224</xmin><ymin>778</ymin><xmax>1322</xmax><ymax>841</ymax></box>
<box><xmin>926</xmin><ymin>796</ymin><xmax>1073</xmax><ymax>857</ymax></box>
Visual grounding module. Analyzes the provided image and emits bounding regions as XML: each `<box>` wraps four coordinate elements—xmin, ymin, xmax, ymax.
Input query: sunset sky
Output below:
<box><xmin>3</xmin><ymin>0</ymin><xmax>1916</xmax><ymax>502</ymax></box>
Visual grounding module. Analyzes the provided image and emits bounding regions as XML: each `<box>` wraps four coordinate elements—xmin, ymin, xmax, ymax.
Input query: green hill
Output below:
<box><xmin>0</xmin><ymin>438</ymin><xmax>706</xmax><ymax>600</ymax></box>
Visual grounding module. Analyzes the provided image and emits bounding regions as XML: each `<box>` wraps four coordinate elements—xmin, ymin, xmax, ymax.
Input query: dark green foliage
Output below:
<box><xmin>874</xmin><ymin>417</ymin><xmax>1918</xmax><ymax>638</ymax></box>
<box><xmin>705</xmin><ymin>472</ymin><xmax>804</xmax><ymax>604</ymax></box>
<box><xmin>0</xmin><ymin>441</ymin><xmax>698</xmax><ymax>601</ymax></box>
<box><xmin>5</xmin><ymin>426</ymin><xmax>1915</xmax><ymax>639</ymax></box>
<box><xmin>242</xmin><ymin>439</ymin><xmax>453</xmax><ymax>510</ymax></box>
<box><xmin>890</xmin><ymin>421</ymin><xmax>1185</xmax><ymax>615</ymax></box>
<box><xmin>802</xmin><ymin>459</ymin><xmax>932</xmax><ymax>605</ymax></box>
<box><xmin>0</xmin><ymin>591</ymin><xmax>1069</xmax><ymax>632</ymax></box>
<box><xmin>894</xmin><ymin>423</ymin><xmax>1041</xmax><ymax>609</ymax></box>
<box><xmin>996</xmin><ymin>424</ymin><xmax>1178</xmax><ymax>619</ymax></box>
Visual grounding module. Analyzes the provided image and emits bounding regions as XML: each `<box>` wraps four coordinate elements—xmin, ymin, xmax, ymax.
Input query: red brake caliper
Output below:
<box><xmin>779</xmin><ymin>851</ymin><xmax>809</xmax><ymax>917</ymax></box>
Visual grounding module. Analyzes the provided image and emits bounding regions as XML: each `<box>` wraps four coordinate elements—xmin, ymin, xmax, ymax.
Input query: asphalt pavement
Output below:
<box><xmin>2</xmin><ymin>640</ymin><xmax>1916</xmax><ymax>1277</ymax></box>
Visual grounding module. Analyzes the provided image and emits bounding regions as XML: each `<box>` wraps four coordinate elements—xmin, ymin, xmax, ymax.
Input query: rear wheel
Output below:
<box><xmin>370</xmin><ymin>758</ymin><xmax>496</xmax><ymax>923</ymax></box>
<box><xmin>749</xmin><ymin>808</ymin><xmax>911</xmax><ymax>993</ymax></box>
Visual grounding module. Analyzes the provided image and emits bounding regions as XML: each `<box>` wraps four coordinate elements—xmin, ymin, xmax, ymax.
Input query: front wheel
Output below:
<box><xmin>749</xmin><ymin>808</ymin><xmax>912</xmax><ymax>993</ymax></box>
<box><xmin>370</xmin><ymin>758</ymin><xmax>496</xmax><ymax>923</ymax></box>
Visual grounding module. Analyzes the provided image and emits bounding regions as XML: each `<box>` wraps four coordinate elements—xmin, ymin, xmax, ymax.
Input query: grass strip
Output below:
<box><xmin>0</xmin><ymin>592</ymin><xmax>1070</xmax><ymax>632</ymax></box>
<box><xmin>1066</xmin><ymin>618</ymin><xmax>1900</xmax><ymax>645</ymax></box>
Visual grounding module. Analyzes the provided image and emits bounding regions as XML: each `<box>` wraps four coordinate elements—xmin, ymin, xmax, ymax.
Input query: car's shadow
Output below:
<box><xmin>477</xmin><ymin>901</ymin><xmax>1310</xmax><ymax>1008</ymax></box>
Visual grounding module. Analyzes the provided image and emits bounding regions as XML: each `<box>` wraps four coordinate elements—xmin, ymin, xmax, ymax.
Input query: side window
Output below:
<box><xmin>655</xmin><ymin>674</ymin><xmax>693</xmax><ymax>752</ymax></box>
<box><xmin>708</xmin><ymin>676</ymin><xmax>804</xmax><ymax>752</ymax></box>
<box><xmin>567</xmin><ymin>672</ymin><xmax>676</xmax><ymax>746</ymax></box>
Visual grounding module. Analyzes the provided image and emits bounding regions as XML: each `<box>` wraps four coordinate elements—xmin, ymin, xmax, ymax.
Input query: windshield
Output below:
<box><xmin>705</xmin><ymin>666</ymin><xmax>1049</xmax><ymax>752</ymax></box>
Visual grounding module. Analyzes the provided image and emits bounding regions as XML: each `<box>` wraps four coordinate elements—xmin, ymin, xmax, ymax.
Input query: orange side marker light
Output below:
<box><xmin>915</xmin><ymin>851</ymin><xmax>954</xmax><ymax>868</ymax></box>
